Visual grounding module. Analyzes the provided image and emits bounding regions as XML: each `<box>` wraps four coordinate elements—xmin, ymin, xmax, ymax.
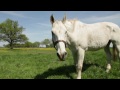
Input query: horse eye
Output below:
<box><xmin>55</xmin><ymin>46</ymin><xmax>58</xmax><ymax>50</ymax></box>
<box><xmin>51</xmin><ymin>31</ymin><xmax>54</xmax><ymax>37</ymax></box>
<box><xmin>51</xmin><ymin>31</ymin><xmax>54</xmax><ymax>34</ymax></box>
<box><xmin>65</xmin><ymin>31</ymin><xmax>67</xmax><ymax>34</ymax></box>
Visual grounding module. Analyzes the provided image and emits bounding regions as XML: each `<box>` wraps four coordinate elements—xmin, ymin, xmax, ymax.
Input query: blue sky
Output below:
<box><xmin>0</xmin><ymin>11</ymin><xmax>120</xmax><ymax>46</ymax></box>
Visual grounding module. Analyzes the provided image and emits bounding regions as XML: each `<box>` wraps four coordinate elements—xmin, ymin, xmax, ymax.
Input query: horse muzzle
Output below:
<box><xmin>57</xmin><ymin>52</ymin><xmax>67</xmax><ymax>61</ymax></box>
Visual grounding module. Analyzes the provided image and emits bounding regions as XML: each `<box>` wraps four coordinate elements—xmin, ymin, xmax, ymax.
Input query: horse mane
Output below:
<box><xmin>63</xmin><ymin>18</ymin><xmax>85</xmax><ymax>32</ymax></box>
<box><xmin>68</xmin><ymin>18</ymin><xmax>84</xmax><ymax>24</ymax></box>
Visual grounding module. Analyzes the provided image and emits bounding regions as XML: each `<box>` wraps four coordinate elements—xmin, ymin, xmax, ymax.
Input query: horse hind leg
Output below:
<box><xmin>115</xmin><ymin>44</ymin><xmax>120</xmax><ymax>62</ymax></box>
<box><xmin>104</xmin><ymin>41</ymin><xmax>112</xmax><ymax>73</ymax></box>
<box><xmin>113</xmin><ymin>43</ymin><xmax>118</xmax><ymax>61</ymax></box>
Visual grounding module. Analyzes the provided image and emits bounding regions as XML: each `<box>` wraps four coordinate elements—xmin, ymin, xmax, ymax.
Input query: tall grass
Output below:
<box><xmin>0</xmin><ymin>48</ymin><xmax>120</xmax><ymax>79</ymax></box>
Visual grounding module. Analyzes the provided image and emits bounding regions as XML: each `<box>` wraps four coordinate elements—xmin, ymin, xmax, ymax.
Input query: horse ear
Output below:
<box><xmin>62</xmin><ymin>14</ymin><xmax>67</xmax><ymax>23</ymax></box>
<box><xmin>50</xmin><ymin>14</ymin><xmax>55</xmax><ymax>24</ymax></box>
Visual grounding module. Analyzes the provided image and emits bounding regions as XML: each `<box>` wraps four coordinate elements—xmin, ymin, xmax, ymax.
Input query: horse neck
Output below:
<box><xmin>65</xmin><ymin>20</ymin><xmax>85</xmax><ymax>47</ymax></box>
<box><xmin>65</xmin><ymin>20</ymin><xmax>84</xmax><ymax>32</ymax></box>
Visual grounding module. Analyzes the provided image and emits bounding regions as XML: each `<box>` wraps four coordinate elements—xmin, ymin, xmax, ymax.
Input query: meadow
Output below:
<box><xmin>0</xmin><ymin>48</ymin><xmax>120</xmax><ymax>79</ymax></box>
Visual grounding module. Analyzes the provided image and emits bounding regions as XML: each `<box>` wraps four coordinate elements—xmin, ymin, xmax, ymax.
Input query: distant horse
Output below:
<box><xmin>50</xmin><ymin>15</ymin><xmax>119</xmax><ymax>79</ymax></box>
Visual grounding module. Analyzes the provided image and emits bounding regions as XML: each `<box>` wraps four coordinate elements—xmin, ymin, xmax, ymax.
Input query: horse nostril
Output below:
<box><xmin>64</xmin><ymin>52</ymin><xmax>67</xmax><ymax>55</ymax></box>
<box><xmin>57</xmin><ymin>53</ymin><xmax>59</xmax><ymax>57</ymax></box>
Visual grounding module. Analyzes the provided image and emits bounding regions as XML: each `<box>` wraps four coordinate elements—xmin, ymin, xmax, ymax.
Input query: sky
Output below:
<box><xmin>0</xmin><ymin>11</ymin><xmax>120</xmax><ymax>46</ymax></box>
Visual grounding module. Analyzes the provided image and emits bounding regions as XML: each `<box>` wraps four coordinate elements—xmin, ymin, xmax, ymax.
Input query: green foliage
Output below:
<box><xmin>24</xmin><ymin>41</ymin><xmax>40</xmax><ymax>48</ymax></box>
<box><xmin>41</xmin><ymin>39</ymin><xmax>51</xmax><ymax>45</ymax></box>
<box><xmin>0</xmin><ymin>48</ymin><xmax>120</xmax><ymax>79</ymax></box>
<box><xmin>33</xmin><ymin>42</ymin><xmax>40</xmax><ymax>47</ymax></box>
<box><xmin>24</xmin><ymin>41</ymin><xmax>33</xmax><ymax>47</ymax></box>
<box><xmin>41</xmin><ymin>39</ymin><xmax>53</xmax><ymax>48</ymax></box>
<box><xmin>4</xmin><ymin>41</ymin><xmax>41</xmax><ymax>48</ymax></box>
<box><xmin>0</xmin><ymin>18</ymin><xmax>28</xmax><ymax>49</ymax></box>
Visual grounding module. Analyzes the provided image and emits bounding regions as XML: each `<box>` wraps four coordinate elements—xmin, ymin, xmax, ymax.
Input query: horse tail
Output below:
<box><xmin>113</xmin><ymin>43</ymin><xmax>117</xmax><ymax>61</ymax></box>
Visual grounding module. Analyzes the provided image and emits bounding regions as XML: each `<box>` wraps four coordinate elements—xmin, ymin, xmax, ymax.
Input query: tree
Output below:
<box><xmin>0</xmin><ymin>19</ymin><xmax>28</xmax><ymax>49</ymax></box>
<box><xmin>24</xmin><ymin>41</ymin><xmax>33</xmax><ymax>47</ymax></box>
<box><xmin>40</xmin><ymin>39</ymin><xmax>54</xmax><ymax>48</ymax></box>
<box><xmin>41</xmin><ymin>39</ymin><xmax>51</xmax><ymax>45</ymax></box>
<box><xmin>33</xmin><ymin>41</ymin><xmax>40</xmax><ymax>47</ymax></box>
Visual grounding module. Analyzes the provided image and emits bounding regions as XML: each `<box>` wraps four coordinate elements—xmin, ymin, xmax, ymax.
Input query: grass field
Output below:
<box><xmin>0</xmin><ymin>48</ymin><xmax>120</xmax><ymax>79</ymax></box>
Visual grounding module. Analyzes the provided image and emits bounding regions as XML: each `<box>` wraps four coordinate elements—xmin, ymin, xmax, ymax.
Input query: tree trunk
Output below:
<box><xmin>10</xmin><ymin>41</ymin><xmax>13</xmax><ymax>49</ymax></box>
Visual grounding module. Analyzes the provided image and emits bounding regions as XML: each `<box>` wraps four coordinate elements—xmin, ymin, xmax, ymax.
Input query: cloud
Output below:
<box><xmin>23</xmin><ymin>32</ymin><xmax>41</xmax><ymax>36</ymax></box>
<box><xmin>81</xmin><ymin>13</ymin><xmax>120</xmax><ymax>23</ymax></box>
<box><xmin>37</xmin><ymin>23</ymin><xmax>51</xmax><ymax>27</ymax></box>
<box><xmin>0</xmin><ymin>11</ymin><xmax>34</xmax><ymax>19</ymax></box>
<box><xmin>23</xmin><ymin>31</ymin><xmax>51</xmax><ymax>42</ymax></box>
<box><xmin>0</xmin><ymin>42</ymin><xmax>8</xmax><ymax>47</ymax></box>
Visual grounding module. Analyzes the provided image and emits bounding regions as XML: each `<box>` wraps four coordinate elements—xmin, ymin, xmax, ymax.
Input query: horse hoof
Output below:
<box><xmin>77</xmin><ymin>77</ymin><xmax>81</xmax><ymax>79</ymax></box>
<box><xmin>106</xmin><ymin>69</ymin><xmax>110</xmax><ymax>73</ymax></box>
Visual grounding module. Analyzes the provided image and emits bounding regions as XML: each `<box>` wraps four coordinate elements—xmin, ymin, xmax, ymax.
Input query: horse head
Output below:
<box><xmin>50</xmin><ymin>15</ymin><xmax>67</xmax><ymax>61</ymax></box>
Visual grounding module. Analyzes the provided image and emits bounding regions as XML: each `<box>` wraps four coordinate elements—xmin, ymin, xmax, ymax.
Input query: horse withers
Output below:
<box><xmin>50</xmin><ymin>15</ymin><xmax>120</xmax><ymax>79</ymax></box>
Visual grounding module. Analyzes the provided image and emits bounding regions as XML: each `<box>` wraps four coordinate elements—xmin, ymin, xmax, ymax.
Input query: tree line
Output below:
<box><xmin>0</xmin><ymin>18</ymin><xmax>53</xmax><ymax>49</ymax></box>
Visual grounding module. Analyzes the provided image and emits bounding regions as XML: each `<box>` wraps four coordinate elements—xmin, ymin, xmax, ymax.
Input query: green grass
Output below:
<box><xmin>0</xmin><ymin>48</ymin><xmax>120</xmax><ymax>79</ymax></box>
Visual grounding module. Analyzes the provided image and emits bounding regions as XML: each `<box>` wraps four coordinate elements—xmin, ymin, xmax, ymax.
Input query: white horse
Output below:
<box><xmin>50</xmin><ymin>15</ymin><xmax>120</xmax><ymax>79</ymax></box>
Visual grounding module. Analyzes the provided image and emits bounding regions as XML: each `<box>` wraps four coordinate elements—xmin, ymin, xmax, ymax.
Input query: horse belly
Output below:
<box><xmin>88</xmin><ymin>46</ymin><xmax>105</xmax><ymax>51</ymax></box>
<box><xmin>87</xmin><ymin>43</ymin><xmax>108</xmax><ymax>51</ymax></box>
<box><xmin>86</xmin><ymin>28</ymin><xmax>111</xmax><ymax>51</ymax></box>
<box><xmin>87</xmin><ymin>36</ymin><xmax>110</xmax><ymax>51</ymax></box>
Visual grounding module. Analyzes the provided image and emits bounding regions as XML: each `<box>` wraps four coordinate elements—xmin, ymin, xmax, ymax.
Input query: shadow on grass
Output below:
<box><xmin>34</xmin><ymin>63</ymin><xmax>100</xmax><ymax>79</ymax></box>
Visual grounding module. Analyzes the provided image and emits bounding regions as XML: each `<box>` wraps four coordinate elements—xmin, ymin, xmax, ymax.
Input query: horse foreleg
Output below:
<box><xmin>115</xmin><ymin>45</ymin><xmax>120</xmax><ymax>61</ymax></box>
<box><xmin>76</xmin><ymin>47</ymin><xmax>85</xmax><ymax>79</ymax></box>
<box><xmin>72</xmin><ymin>51</ymin><xmax>78</xmax><ymax>67</ymax></box>
<box><xmin>104</xmin><ymin>41</ymin><xmax>112</xmax><ymax>73</ymax></box>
